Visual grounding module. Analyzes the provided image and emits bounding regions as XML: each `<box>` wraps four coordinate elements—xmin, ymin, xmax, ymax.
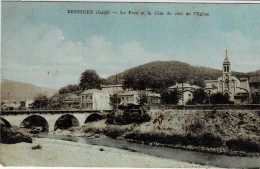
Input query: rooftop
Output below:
<box><xmin>101</xmin><ymin>84</ymin><xmax>123</xmax><ymax>88</ymax></box>
<box><xmin>249</xmin><ymin>76</ymin><xmax>260</xmax><ymax>83</ymax></box>
<box><xmin>169</xmin><ymin>83</ymin><xmax>200</xmax><ymax>89</ymax></box>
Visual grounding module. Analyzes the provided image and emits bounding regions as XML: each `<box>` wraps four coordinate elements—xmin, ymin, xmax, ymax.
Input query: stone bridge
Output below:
<box><xmin>0</xmin><ymin>110</ymin><xmax>111</xmax><ymax>132</ymax></box>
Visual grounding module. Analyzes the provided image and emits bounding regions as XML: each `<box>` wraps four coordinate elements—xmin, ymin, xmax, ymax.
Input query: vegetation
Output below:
<box><xmin>209</xmin><ymin>92</ymin><xmax>231</xmax><ymax>104</ymax></box>
<box><xmin>0</xmin><ymin>126</ymin><xmax>32</xmax><ymax>144</ymax></box>
<box><xmin>106</xmin><ymin>61</ymin><xmax>224</xmax><ymax>91</ymax></box>
<box><xmin>59</xmin><ymin>84</ymin><xmax>81</xmax><ymax>95</ymax></box>
<box><xmin>161</xmin><ymin>90</ymin><xmax>180</xmax><ymax>104</ymax></box>
<box><xmin>138</xmin><ymin>93</ymin><xmax>149</xmax><ymax>106</ymax></box>
<box><xmin>32</xmin><ymin>144</ymin><xmax>42</xmax><ymax>150</ymax></box>
<box><xmin>105</xmin><ymin>61</ymin><xmax>259</xmax><ymax>93</ymax></box>
<box><xmin>125</xmin><ymin>132</ymin><xmax>223</xmax><ymax>148</ymax></box>
<box><xmin>33</xmin><ymin>94</ymin><xmax>49</xmax><ymax>109</ymax></box>
<box><xmin>106</xmin><ymin>109</ymin><xmax>151</xmax><ymax>125</ymax></box>
<box><xmin>79</xmin><ymin>69</ymin><xmax>103</xmax><ymax>90</ymax></box>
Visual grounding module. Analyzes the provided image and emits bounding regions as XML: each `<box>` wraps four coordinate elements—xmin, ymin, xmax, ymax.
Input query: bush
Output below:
<box><xmin>125</xmin><ymin>132</ymin><xmax>223</xmax><ymax>148</ymax></box>
<box><xmin>106</xmin><ymin>109</ymin><xmax>151</xmax><ymax>125</ymax></box>
<box><xmin>0</xmin><ymin>127</ymin><xmax>32</xmax><ymax>144</ymax></box>
<box><xmin>226</xmin><ymin>139</ymin><xmax>260</xmax><ymax>153</ymax></box>
<box><xmin>32</xmin><ymin>144</ymin><xmax>42</xmax><ymax>150</ymax></box>
<box><xmin>104</xmin><ymin>125</ymin><xmax>132</xmax><ymax>139</ymax></box>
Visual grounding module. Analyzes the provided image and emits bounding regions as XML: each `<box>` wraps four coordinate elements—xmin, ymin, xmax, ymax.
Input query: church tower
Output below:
<box><xmin>223</xmin><ymin>47</ymin><xmax>231</xmax><ymax>76</ymax></box>
<box><xmin>222</xmin><ymin>47</ymin><xmax>231</xmax><ymax>94</ymax></box>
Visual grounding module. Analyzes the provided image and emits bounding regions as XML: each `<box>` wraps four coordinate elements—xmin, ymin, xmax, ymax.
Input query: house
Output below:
<box><xmin>80</xmin><ymin>89</ymin><xmax>111</xmax><ymax>110</ymax></box>
<box><xmin>249</xmin><ymin>75</ymin><xmax>260</xmax><ymax>104</ymax></box>
<box><xmin>25</xmin><ymin>100</ymin><xmax>34</xmax><ymax>109</ymax></box>
<box><xmin>119</xmin><ymin>91</ymin><xmax>139</xmax><ymax>106</ymax></box>
<box><xmin>169</xmin><ymin>83</ymin><xmax>200</xmax><ymax>105</ymax></box>
<box><xmin>20</xmin><ymin>100</ymin><xmax>34</xmax><ymax>109</ymax></box>
<box><xmin>118</xmin><ymin>90</ymin><xmax>161</xmax><ymax>106</ymax></box>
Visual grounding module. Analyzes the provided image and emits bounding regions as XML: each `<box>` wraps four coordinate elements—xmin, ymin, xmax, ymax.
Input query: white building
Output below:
<box><xmin>80</xmin><ymin>89</ymin><xmax>111</xmax><ymax>110</ymax></box>
<box><xmin>118</xmin><ymin>90</ymin><xmax>161</xmax><ymax>106</ymax></box>
<box><xmin>169</xmin><ymin>83</ymin><xmax>200</xmax><ymax>105</ymax></box>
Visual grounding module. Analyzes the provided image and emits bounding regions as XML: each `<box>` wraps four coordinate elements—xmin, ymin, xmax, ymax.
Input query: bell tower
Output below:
<box><xmin>222</xmin><ymin>47</ymin><xmax>231</xmax><ymax>94</ymax></box>
<box><xmin>223</xmin><ymin>47</ymin><xmax>231</xmax><ymax>76</ymax></box>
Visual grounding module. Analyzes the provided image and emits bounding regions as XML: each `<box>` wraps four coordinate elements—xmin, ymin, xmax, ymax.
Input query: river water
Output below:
<box><xmin>36</xmin><ymin>134</ymin><xmax>260</xmax><ymax>168</ymax></box>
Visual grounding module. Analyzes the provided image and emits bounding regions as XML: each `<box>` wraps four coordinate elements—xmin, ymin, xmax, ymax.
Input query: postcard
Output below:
<box><xmin>1</xmin><ymin>1</ymin><xmax>260</xmax><ymax>168</ymax></box>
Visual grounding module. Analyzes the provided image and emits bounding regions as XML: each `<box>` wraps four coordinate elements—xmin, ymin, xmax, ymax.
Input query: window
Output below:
<box><xmin>90</xmin><ymin>95</ymin><xmax>92</xmax><ymax>99</ymax></box>
<box><xmin>126</xmin><ymin>97</ymin><xmax>129</xmax><ymax>101</ymax></box>
<box><xmin>122</xmin><ymin>97</ymin><xmax>124</xmax><ymax>100</ymax></box>
<box><xmin>82</xmin><ymin>96</ymin><xmax>84</xmax><ymax>101</ymax></box>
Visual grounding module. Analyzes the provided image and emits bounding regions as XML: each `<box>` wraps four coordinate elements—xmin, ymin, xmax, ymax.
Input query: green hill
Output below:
<box><xmin>1</xmin><ymin>79</ymin><xmax>57</xmax><ymax>102</ymax></box>
<box><xmin>105</xmin><ymin>61</ymin><xmax>259</xmax><ymax>91</ymax></box>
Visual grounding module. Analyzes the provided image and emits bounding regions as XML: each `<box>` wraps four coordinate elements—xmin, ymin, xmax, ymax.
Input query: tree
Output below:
<box><xmin>33</xmin><ymin>94</ymin><xmax>49</xmax><ymax>109</ymax></box>
<box><xmin>210</xmin><ymin>92</ymin><xmax>230</xmax><ymax>104</ymax></box>
<box><xmin>111</xmin><ymin>94</ymin><xmax>120</xmax><ymax>111</ymax></box>
<box><xmin>79</xmin><ymin>69</ymin><xmax>103</xmax><ymax>90</ymax></box>
<box><xmin>138</xmin><ymin>93</ymin><xmax>148</xmax><ymax>106</ymax></box>
<box><xmin>161</xmin><ymin>90</ymin><xmax>180</xmax><ymax>104</ymax></box>
<box><xmin>192</xmin><ymin>88</ymin><xmax>207</xmax><ymax>104</ymax></box>
<box><xmin>59</xmin><ymin>84</ymin><xmax>80</xmax><ymax>95</ymax></box>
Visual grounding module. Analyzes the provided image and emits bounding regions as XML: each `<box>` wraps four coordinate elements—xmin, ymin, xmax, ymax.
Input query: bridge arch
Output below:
<box><xmin>0</xmin><ymin>117</ymin><xmax>11</xmax><ymax>128</ymax></box>
<box><xmin>20</xmin><ymin>115</ymin><xmax>49</xmax><ymax>133</ymax></box>
<box><xmin>85</xmin><ymin>113</ymin><xmax>103</xmax><ymax>123</ymax></box>
<box><xmin>54</xmin><ymin>114</ymin><xmax>80</xmax><ymax>131</ymax></box>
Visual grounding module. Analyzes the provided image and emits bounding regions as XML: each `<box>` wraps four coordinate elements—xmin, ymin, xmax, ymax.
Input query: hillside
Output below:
<box><xmin>1</xmin><ymin>79</ymin><xmax>57</xmax><ymax>102</ymax></box>
<box><xmin>105</xmin><ymin>61</ymin><xmax>259</xmax><ymax>91</ymax></box>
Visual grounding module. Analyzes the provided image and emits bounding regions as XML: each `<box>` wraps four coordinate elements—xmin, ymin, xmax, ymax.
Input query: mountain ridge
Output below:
<box><xmin>104</xmin><ymin>60</ymin><xmax>260</xmax><ymax>91</ymax></box>
<box><xmin>1</xmin><ymin>79</ymin><xmax>57</xmax><ymax>102</ymax></box>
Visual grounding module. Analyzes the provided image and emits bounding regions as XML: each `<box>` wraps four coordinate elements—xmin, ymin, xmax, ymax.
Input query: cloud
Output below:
<box><xmin>2</xmin><ymin>24</ymin><xmax>260</xmax><ymax>90</ymax></box>
<box><xmin>2</xmin><ymin>24</ymin><xmax>166</xmax><ymax>89</ymax></box>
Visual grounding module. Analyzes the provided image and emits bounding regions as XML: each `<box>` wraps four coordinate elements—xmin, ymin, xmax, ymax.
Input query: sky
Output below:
<box><xmin>2</xmin><ymin>2</ymin><xmax>260</xmax><ymax>89</ymax></box>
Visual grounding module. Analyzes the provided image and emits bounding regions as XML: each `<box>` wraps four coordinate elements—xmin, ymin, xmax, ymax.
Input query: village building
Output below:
<box><xmin>25</xmin><ymin>100</ymin><xmax>34</xmax><ymax>109</ymax></box>
<box><xmin>205</xmin><ymin>49</ymin><xmax>250</xmax><ymax>104</ymax></box>
<box><xmin>168</xmin><ymin>83</ymin><xmax>200</xmax><ymax>105</ymax></box>
<box><xmin>80</xmin><ymin>89</ymin><xmax>111</xmax><ymax>110</ymax></box>
<box><xmin>20</xmin><ymin>100</ymin><xmax>34</xmax><ymax>110</ymax></box>
<box><xmin>118</xmin><ymin>90</ymin><xmax>161</xmax><ymax>106</ymax></box>
<box><xmin>249</xmin><ymin>75</ymin><xmax>260</xmax><ymax>104</ymax></box>
<box><xmin>101</xmin><ymin>84</ymin><xmax>124</xmax><ymax>109</ymax></box>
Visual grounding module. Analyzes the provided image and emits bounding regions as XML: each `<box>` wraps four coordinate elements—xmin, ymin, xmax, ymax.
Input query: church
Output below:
<box><xmin>205</xmin><ymin>49</ymin><xmax>250</xmax><ymax>104</ymax></box>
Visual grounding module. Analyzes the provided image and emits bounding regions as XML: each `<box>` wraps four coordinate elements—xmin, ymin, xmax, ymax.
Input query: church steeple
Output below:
<box><xmin>224</xmin><ymin>46</ymin><xmax>230</xmax><ymax>63</ymax></box>
<box><xmin>223</xmin><ymin>47</ymin><xmax>231</xmax><ymax>75</ymax></box>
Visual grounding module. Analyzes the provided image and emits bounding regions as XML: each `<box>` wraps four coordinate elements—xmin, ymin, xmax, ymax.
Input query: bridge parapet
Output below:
<box><xmin>1</xmin><ymin>109</ymin><xmax>112</xmax><ymax>115</ymax></box>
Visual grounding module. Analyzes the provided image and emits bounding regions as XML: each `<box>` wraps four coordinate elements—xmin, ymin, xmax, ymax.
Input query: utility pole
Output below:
<box><xmin>8</xmin><ymin>93</ymin><xmax>10</xmax><ymax>110</ymax></box>
<box><xmin>182</xmin><ymin>77</ymin><xmax>184</xmax><ymax>106</ymax></box>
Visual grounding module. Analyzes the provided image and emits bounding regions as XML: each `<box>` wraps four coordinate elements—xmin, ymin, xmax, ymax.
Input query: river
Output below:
<box><xmin>35</xmin><ymin>134</ymin><xmax>260</xmax><ymax>168</ymax></box>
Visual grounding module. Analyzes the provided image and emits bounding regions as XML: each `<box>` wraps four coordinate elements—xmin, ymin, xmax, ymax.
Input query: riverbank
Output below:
<box><xmin>0</xmin><ymin>137</ymin><xmax>211</xmax><ymax>167</ymax></box>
